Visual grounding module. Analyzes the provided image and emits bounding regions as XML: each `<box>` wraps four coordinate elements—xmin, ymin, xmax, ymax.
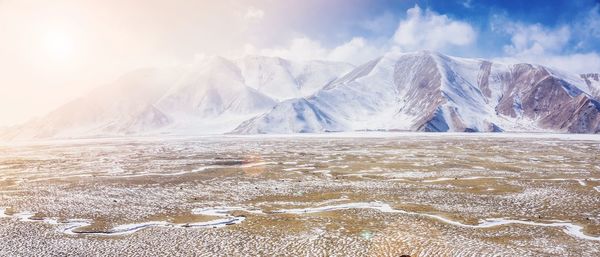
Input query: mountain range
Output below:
<box><xmin>3</xmin><ymin>51</ymin><xmax>600</xmax><ymax>139</ymax></box>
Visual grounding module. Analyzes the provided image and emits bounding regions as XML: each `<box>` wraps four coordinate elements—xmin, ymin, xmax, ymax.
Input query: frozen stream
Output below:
<box><xmin>2</xmin><ymin>202</ymin><xmax>598</xmax><ymax>241</ymax></box>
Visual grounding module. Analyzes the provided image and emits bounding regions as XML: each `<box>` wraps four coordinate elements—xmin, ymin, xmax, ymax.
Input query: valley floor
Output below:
<box><xmin>1</xmin><ymin>133</ymin><xmax>600</xmax><ymax>256</ymax></box>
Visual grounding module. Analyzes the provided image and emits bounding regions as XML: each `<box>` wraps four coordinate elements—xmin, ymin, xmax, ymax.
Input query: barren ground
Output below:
<box><xmin>1</xmin><ymin>133</ymin><xmax>599</xmax><ymax>256</ymax></box>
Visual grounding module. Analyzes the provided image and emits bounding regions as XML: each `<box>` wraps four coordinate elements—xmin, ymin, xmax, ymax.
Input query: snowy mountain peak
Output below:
<box><xmin>3</xmin><ymin>55</ymin><xmax>353</xmax><ymax>139</ymax></box>
<box><xmin>4</xmin><ymin>52</ymin><xmax>600</xmax><ymax>140</ymax></box>
<box><xmin>235</xmin><ymin>55</ymin><xmax>354</xmax><ymax>100</ymax></box>
<box><xmin>234</xmin><ymin>51</ymin><xmax>600</xmax><ymax>134</ymax></box>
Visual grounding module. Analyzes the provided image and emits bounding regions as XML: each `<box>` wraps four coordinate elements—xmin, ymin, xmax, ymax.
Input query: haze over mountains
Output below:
<box><xmin>3</xmin><ymin>56</ymin><xmax>353</xmax><ymax>139</ymax></box>
<box><xmin>4</xmin><ymin>51</ymin><xmax>600</xmax><ymax>139</ymax></box>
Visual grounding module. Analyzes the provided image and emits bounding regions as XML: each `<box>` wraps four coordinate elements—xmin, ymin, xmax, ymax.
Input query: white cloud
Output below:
<box><xmin>462</xmin><ymin>0</ymin><xmax>473</xmax><ymax>9</ymax></box>
<box><xmin>244</xmin><ymin>6</ymin><xmax>264</xmax><ymax>21</ymax></box>
<box><xmin>238</xmin><ymin>4</ymin><xmax>599</xmax><ymax>74</ymax></box>
<box><xmin>500</xmin><ymin>23</ymin><xmax>570</xmax><ymax>56</ymax></box>
<box><xmin>253</xmin><ymin>37</ymin><xmax>327</xmax><ymax>61</ymax></box>
<box><xmin>493</xmin><ymin>15</ymin><xmax>600</xmax><ymax>74</ymax></box>
<box><xmin>573</xmin><ymin>4</ymin><xmax>600</xmax><ymax>50</ymax></box>
<box><xmin>240</xmin><ymin>5</ymin><xmax>476</xmax><ymax>65</ymax></box>
<box><xmin>359</xmin><ymin>12</ymin><xmax>396</xmax><ymax>34</ymax></box>
<box><xmin>328</xmin><ymin>37</ymin><xmax>385</xmax><ymax>64</ymax></box>
<box><xmin>392</xmin><ymin>5</ymin><xmax>476</xmax><ymax>51</ymax></box>
<box><xmin>529</xmin><ymin>53</ymin><xmax>600</xmax><ymax>75</ymax></box>
<box><xmin>584</xmin><ymin>5</ymin><xmax>600</xmax><ymax>38</ymax></box>
<box><xmin>496</xmin><ymin>53</ymin><xmax>600</xmax><ymax>75</ymax></box>
<box><xmin>241</xmin><ymin>36</ymin><xmax>384</xmax><ymax>65</ymax></box>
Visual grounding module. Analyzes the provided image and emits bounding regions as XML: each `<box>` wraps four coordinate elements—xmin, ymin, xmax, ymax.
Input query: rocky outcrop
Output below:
<box><xmin>581</xmin><ymin>73</ymin><xmax>600</xmax><ymax>99</ymax></box>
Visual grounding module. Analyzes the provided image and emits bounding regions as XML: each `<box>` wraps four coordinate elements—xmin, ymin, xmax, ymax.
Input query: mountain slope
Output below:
<box><xmin>236</xmin><ymin>56</ymin><xmax>354</xmax><ymax>100</ymax></box>
<box><xmin>581</xmin><ymin>73</ymin><xmax>600</xmax><ymax>99</ymax></box>
<box><xmin>4</xmin><ymin>56</ymin><xmax>352</xmax><ymax>139</ymax></box>
<box><xmin>5</xmin><ymin>51</ymin><xmax>600</xmax><ymax>139</ymax></box>
<box><xmin>5</xmin><ymin>68</ymin><xmax>182</xmax><ymax>139</ymax></box>
<box><xmin>233</xmin><ymin>51</ymin><xmax>600</xmax><ymax>134</ymax></box>
<box><xmin>154</xmin><ymin>56</ymin><xmax>277</xmax><ymax>133</ymax></box>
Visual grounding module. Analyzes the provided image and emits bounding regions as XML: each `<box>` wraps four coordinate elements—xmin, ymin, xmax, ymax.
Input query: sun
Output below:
<box><xmin>43</xmin><ymin>30</ymin><xmax>75</xmax><ymax>61</ymax></box>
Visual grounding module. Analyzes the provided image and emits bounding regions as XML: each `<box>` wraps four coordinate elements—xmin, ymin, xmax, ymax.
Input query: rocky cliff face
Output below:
<box><xmin>581</xmin><ymin>73</ymin><xmax>600</xmax><ymax>99</ymax></box>
<box><xmin>495</xmin><ymin>65</ymin><xmax>600</xmax><ymax>133</ymax></box>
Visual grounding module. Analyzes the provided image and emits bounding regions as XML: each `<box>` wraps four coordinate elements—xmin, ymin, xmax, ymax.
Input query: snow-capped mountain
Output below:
<box><xmin>236</xmin><ymin>56</ymin><xmax>355</xmax><ymax>100</ymax></box>
<box><xmin>3</xmin><ymin>56</ymin><xmax>353</xmax><ymax>139</ymax></box>
<box><xmin>153</xmin><ymin>56</ymin><xmax>277</xmax><ymax>134</ymax></box>
<box><xmin>4</xmin><ymin>68</ymin><xmax>183</xmax><ymax>139</ymax></box>
<box><xmin>233</xmin><ymin>51</ymin><xmax>600</xmax><ymax>134</ymax></box>
<box><xmin>4</xmin><ymin>51</ymin><xmax>600</xmax><ymax>140</ymax></box>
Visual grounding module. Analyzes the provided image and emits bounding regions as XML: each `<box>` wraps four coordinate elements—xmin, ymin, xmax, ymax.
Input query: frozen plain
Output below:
<box><xmin>1</xmin><ymin>132</ymin><xmax>600</xmax><ymax>256</ymax></box>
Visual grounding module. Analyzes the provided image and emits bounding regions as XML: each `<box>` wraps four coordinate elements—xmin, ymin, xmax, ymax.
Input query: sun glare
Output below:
<box><xmin>43</xmin><ymin>30</ymin><xmax>75</xmax><ymax>61</ymax></box>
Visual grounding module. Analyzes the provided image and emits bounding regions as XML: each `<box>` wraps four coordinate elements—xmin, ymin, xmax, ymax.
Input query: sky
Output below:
<box><xmin>1</xmin><ymin>0</ymin><xmax>600</xmax><ymax>126</ymax></box>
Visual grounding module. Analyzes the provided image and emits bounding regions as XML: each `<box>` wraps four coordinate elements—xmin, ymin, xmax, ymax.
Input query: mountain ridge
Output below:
<box><xmin>233</xmin><ymin>51</ymin><xmax>600</xmax><ymax>134</ymax></box>
<box><xmin>2</xmin><ymin>56</ymin><xmax>353</xmax><ymax>139</ymax></box>
<box><xmin>3</xmin><ymin>51</ymin><xmax>600</xmax><ymax>140</ymax></box>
